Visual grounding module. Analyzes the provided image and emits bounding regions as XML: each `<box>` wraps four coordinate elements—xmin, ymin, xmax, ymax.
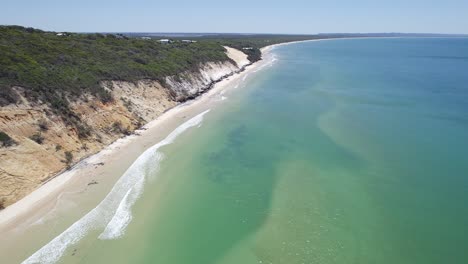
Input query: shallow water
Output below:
<box><xmin>21</xmin><ymin>38</ymin><xmax>468</xmax><ymax>264</ymax></box>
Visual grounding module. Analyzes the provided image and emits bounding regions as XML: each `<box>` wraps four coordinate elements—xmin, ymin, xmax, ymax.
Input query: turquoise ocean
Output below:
<box><xmin>22</xmin><ymin>38</ymin><xmax>468</xmax><ymax>264</ymax></box>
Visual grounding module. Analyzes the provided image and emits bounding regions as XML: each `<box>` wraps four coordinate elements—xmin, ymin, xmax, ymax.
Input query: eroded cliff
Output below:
<box><xmin>0</xmin><ymin>46</ymin><xmax>250</xmax><ymax>208</ymax></box>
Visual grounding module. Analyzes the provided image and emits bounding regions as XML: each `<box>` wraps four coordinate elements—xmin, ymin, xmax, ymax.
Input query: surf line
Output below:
<box><xmin>23</xmin><ymin>109</ymin><xmax>211</xmax><ymax>264</ymax></box>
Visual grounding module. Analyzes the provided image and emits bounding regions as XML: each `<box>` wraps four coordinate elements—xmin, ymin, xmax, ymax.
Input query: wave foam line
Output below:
<box><xmin>22</xmin><ymin>110</ymin><xmax>210</xmax><ymax>264</ymax></box>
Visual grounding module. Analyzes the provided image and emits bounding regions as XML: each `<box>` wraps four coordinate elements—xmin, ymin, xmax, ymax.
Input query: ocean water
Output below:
<box><xmin>23</xmin><ymin>38</ymin><xmax>468</xmax><ymax>264</ymax></box>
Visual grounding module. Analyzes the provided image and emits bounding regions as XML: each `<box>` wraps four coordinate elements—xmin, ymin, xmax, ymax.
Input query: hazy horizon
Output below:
<box><xmin>2</xmin><ymin>25</ymin><xmax>468</xmax><ymax>37</ymax></box>
<box><xmin>2</xmin><ymin>0</ymin><xmax>468</xmax><ymax>34</ymax></box>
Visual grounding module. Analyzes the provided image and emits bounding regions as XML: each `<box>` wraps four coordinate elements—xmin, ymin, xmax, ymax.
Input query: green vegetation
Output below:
<box><xmin>0</xmin><ymin>26</ymin><xmax>229</xmax><ymax>107</ymax></box>
<box><xmin>0</xmin><ymin>131</ymin><xmax>16</xmax><ymax>147</ymax></box>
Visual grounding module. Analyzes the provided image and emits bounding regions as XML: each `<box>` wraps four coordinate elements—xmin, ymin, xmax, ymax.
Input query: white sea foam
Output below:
<box><xmin>22</xmin><ymin>110</ymin><xmax>210</xmax><ymax>264</ymax></box>
<box><xmin>221</xmin><ymin>96</ymin><xmax>228</xmax><ymax>101</ymax></box>
<box><xmin>98</xmin><ymin>176</ymin><xmax>144</xmax><ymax>240</ymax></box>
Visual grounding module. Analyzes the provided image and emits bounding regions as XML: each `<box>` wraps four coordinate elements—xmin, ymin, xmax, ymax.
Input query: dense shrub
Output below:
<box><xmin>0</xmin><ymin>87</ymin><xmax>19</xmax><ymax>106</ymax></box>
<box><xmin>0</xmin><ymin>131</ymin><xmax>16</xmax><ymax>147</ymax></box>
<box><xmin>64</xmin><ymin>151</ymin><xmax>73</xmax><ymax>167</ymax></box>
<box><xmin>111</xmin><ymin>121</ymin><xmax>131</xmax><ymax>135</ymax></box>
<box><xmin>76</xmin><ymin>123</ymin><xmax>92</xmax><ymax>139</ymax></box>
<box><xmin>30</xmin><ymin>132</ymin><xmax>44</xmax><ymax>144</ymax></box>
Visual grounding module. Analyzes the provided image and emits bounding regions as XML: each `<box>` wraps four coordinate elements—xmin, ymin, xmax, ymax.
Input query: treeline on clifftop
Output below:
<box><xmin>0</xmin><ymin>26</ymin><xmax>229</xmax><ymax>109</ymax></box>
<box><xmin>0</xmin><ymin>26</ymin><xmax>322</xmax><ymax>135</ymax></box>
<box><xmin>128</xmin><ymin>33</ymin><xmax>330</xmax><ymax>62</ymax></box>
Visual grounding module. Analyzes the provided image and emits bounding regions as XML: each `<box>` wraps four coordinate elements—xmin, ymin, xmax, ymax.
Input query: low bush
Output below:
<box><xmin>64</xmin><ymin>151</ymin><xmax>73</xmax><ymax>167</ymax></box>
<box><xmin>0</xmin><ymin>131</ymin><xmax>16</xmax><ymax>147</ymax></box>
<box><xmin>30</xmin><ymin>132</ymin><xmax>44</xmax><ymax>144</ymax></box>
<box><xmin>38</xmin><ymin>119</ymin><xmax>49</xmax><ymax>131</ymax></box>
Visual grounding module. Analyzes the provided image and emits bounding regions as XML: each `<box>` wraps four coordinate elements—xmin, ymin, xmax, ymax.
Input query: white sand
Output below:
<box><xmin>0</xmin><ymin>45</ymin><xmax>279</xmax><ymax>233</ymax></box>
<box><xmin>0</xmin><ymin>38</ymin><xmax>336</xmax><ymax>234</ymax></box>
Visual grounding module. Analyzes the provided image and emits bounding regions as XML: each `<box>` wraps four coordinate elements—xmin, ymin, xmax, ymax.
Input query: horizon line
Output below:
<box><xmin>2</xmin><ymin>25</ymin><xmax>468</xmax><ymax>36</ymax></box>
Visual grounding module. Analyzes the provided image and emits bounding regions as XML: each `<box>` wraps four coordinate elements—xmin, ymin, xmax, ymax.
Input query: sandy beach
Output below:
<box><xmin>0</xmin><ymin>45</ymin><xmax>279</xmax><ymax>235</ymax></box>
<box><xmin>0</xmin><ymin>39</ymin><xmax>335</xmax><ymax>238</ymax></box>
<box><xmin>2</xmin><ymin>36</ymin><xmax>462</xmax><ymax>264</ymax></box>
<box><xmin>0</xmin><ymin>41</ymin><xmax>324</xmax><ymax>263</ymax></box>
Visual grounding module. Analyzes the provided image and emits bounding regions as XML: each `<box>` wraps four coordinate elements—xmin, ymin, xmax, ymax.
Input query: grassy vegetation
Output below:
<box><xmin>0</xmin><ymin>26</ymin><xmax>229</xmax><ymax>107</ymax></box>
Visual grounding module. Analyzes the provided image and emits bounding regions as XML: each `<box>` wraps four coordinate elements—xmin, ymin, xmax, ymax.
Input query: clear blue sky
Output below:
<box><xmin>2</xmin><ymin>0</ymin><xmax>468</xmax><ymax>34</ymax></box>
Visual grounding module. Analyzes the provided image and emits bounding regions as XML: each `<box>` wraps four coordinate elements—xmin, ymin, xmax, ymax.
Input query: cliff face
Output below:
<box><xmin>0</xmin><ymin>46</ymin><xmax>249</xmax><ymax>208</ymax></box>
<box><xmin>166</xmin><ymin>61</ymin><xmax>239</xmax><ymax>101</ymax></box>
<box><xmin>166</xmin><ymin>47</ymin><xmax>250</xmax><ymax>101</ymax></box>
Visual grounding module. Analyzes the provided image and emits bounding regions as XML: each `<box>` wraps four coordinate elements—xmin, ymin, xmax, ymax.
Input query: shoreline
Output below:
<box><xmin>0</xmin><ymin>37</ymin><xmax>352</xmax><ymax>231</ymax></box>
<box><xmin>0</xmin><ymin>36</ymin><xmax>342</xmax><ymax>234</ymax></box>
<box><xmin>0</xmin><ymin>44</ymin><xmax>278</xmax><ymax>232</ymax></box>
<box><xmin>0</xmin><ymin>36</ymin><xmax>387</xmax><ymax>262</ymax></box>
<box><xmin>3</xmin><ymin>35</ymin><xmax>466</xmax><ymax>263</ymax></box>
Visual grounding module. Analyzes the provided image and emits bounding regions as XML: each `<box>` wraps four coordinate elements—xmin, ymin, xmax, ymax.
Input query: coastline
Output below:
<box><xmin>0</xmin><ymin>37</ymin><xmax>382</xmax><ymax>262</ymax></box>
<box><xmin>0</xmin><ymin>44</ymin><xmax>279</xmax><ymax>233</ymax></box>
<box><xmin>0</xmin><ymin>37</ymin><xmax>342</xmax><ymax>234</ymax></box>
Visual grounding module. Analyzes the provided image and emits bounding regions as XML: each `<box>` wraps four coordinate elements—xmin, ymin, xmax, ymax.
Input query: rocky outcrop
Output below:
<box><xmin>0</xmin><ymin>46</ymin><xmax>250</xmax><ymax>208</ymax></box>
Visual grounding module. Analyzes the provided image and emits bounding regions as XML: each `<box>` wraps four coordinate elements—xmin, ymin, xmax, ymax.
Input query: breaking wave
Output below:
<box><xmin>23</xmin><ymin>110</ymin><xmax>210</xmax><ymax>264</ymax></box>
